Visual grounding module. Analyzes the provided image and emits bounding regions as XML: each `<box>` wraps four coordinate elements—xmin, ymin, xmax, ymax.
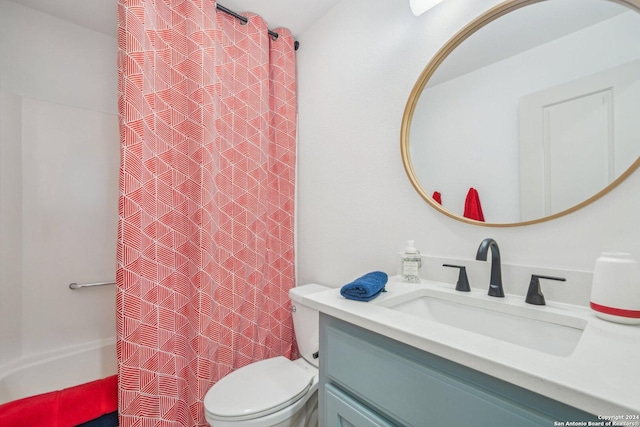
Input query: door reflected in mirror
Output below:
<box><xmin>402</xmin><ymin>0</ymin><xmax>640</xmax><ymax>226</ymax></box>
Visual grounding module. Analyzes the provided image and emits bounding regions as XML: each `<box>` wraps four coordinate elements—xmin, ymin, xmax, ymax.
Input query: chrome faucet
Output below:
<box><xmin>475</xmin><ymin>238</ymin><xmax>504</xmax><ymax>297</ymax></box>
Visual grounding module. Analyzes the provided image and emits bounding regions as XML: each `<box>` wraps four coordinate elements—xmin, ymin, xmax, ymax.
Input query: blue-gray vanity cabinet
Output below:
<box><xmin>319</xmin><ymin>314</ymin><xmax>597</xmax><ymax>427</ymax></box>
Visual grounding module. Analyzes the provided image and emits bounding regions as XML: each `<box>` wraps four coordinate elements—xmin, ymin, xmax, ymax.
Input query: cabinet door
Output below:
<box><xmin>325</xmin><ymin>384</ymin><xmax>396</xmax><ymax>427</ymax></box>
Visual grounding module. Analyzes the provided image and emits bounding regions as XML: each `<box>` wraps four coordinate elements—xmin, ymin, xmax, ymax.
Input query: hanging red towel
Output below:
<box><xmin>432</xmin><ymin>191</ymin><xmax>442</xmax><ymax>205</ymax></box>
<box><xmin>0</xmin><ymin>375</ymin><xmax>117</xmax><ymax>427</ymax></box>
<box><xmin>463</xmin><ymin>187</ymin><xmax>485</xmax><ymax>222</ymax></box>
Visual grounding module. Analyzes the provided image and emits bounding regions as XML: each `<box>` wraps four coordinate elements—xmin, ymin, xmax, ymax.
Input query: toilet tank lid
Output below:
<box><xmin>289</xmin><ymin>284</ymin><xmax>331</xmax><ymax>303</ymax></box>
<box><xmin>204</xmin><ymin>356</ymin><xmax>313</xmax><ymax>421</ymax></box>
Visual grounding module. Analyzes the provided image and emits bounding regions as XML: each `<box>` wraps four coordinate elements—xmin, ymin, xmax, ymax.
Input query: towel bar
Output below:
<box><xmin>69</xmin><ymin>281</ymin><xmax>116</xmax><ymax>290</ymax></box>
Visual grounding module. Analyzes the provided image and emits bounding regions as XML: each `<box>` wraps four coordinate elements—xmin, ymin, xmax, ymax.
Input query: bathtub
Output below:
<box><xmin>0</xmin><ymin>337</ymin><xmax>117</xmax><ymax>405</ymax></box>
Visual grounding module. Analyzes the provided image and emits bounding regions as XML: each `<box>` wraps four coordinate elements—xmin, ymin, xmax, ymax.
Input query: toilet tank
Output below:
<box><xmin>289</xmin><ymin>284</ymin><xmax>331</xmax><ymax>367</ymax></box>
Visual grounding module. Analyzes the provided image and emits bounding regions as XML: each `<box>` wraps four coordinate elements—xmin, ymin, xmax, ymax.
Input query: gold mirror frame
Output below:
<box><xmin>401</xmin><ymin>0</ymin><xmax>640</xmax><ymax>227</ymax></box>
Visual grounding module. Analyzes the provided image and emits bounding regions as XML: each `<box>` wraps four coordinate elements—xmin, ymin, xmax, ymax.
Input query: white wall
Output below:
<box><xmin>0</xmin><ymin>91</ymin><xmax>23</xmax><ymax>364</ymax></box>
<box><xmin>295</xmin><ymin>0</ymin><xmax>640</xmax><ymax>296</ymax></box>
<box><xmin>0</xmin><ymin>1</ymin><xmax>118</xmax><ymax>367</ymax></box>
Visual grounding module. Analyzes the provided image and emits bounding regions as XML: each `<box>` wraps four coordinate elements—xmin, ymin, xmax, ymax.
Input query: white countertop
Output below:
<box><xmin>302</xmin><ymin>278</ymin><xmax>640</xmax><ymax>417</ymax></box>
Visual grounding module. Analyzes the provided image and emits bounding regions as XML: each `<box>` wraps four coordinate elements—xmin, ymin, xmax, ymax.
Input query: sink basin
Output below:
<box><xmin>383</xmin><ymin>288</ymin><xmax>587</xmax><ymax>357</ymax></box>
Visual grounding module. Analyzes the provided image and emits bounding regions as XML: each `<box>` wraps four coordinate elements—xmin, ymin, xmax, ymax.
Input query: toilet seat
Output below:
<box><xmin>204</xmin><ymin>356</ymin><xmax>314</xmax><ymax>422</ymax></box>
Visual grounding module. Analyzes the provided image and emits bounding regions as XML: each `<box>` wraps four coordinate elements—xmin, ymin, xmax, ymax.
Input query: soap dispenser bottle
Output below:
<box><xmin>401</xmin><ymin>240</ymin><xmax>422</xmax><ymax>283</ymax></box>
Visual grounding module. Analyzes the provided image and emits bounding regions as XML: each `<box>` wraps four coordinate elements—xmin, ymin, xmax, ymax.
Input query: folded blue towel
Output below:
<box><xmin>340</xmin><ymin>271</ymin><xmax>388</xmax><ymax>302</ymax></box>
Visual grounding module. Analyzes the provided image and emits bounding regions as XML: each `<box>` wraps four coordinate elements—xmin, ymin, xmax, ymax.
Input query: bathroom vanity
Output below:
<box><xmin>321</xmin><ymin>316</ymin><xmax>594</xmax><ymax>426</ymax></box>
<box><xmin>302</xmin><ymin>279</ymin><xmax>640</xmax><ymax>426</ymax></box>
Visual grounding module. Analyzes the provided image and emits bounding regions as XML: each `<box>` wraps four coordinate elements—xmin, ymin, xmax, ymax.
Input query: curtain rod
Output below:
<box><xmin>216</xmin><ymin>3</ymin><xmax>300</xmax><ymax>51</ymax></box>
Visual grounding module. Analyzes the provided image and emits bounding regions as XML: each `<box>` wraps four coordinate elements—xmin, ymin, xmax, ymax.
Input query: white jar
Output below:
<box><xmin>590</xmin><ymin>252</ymin><xmax>640</xmax><ymax>325</ymax></box>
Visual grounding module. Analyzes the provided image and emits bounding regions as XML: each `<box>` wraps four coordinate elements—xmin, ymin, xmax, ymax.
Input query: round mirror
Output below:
<box><xmin>401</xmin><ymin>0</ymin><xmax>640</xmax><ymax>227</ymax></box>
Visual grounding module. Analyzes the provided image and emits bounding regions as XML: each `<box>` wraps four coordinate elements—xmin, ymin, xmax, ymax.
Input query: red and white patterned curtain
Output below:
<box><xmin>116</xmin><ymin>1</ymin><xmax>297</xmax><ymax>425</ymax></box>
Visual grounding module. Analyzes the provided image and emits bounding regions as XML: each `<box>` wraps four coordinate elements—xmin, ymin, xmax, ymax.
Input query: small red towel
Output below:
<box><xmin>463</xmin><ymin>187</ymin><xmax>485</xmax><ymax>222</ymax></box>
<box><xmin>0</xmin><ymin>375</ymin><xmax>117</xmax><ymax>427</ymax></box>
<box><xmin>432</xmin><ymin>191</ymin><xmax>442</xmax><ymax>205</ymax></box>
<box><xmin>0</xmin><ymin>389</ymin><xmax>57</xmax><ymax>427</ymax></box>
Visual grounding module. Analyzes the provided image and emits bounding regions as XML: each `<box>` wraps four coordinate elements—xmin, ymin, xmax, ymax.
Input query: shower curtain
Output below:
<box><xmin>116</xmin><ymin>1</ymin><xmax>297</xmax><ymax>426</ymax></box>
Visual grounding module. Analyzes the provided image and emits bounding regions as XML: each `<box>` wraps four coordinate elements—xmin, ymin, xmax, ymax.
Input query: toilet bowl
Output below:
<box><xmin>203</xmin><ymin>284</ymin><xmax>329</xmax><ymax>427</ymax></box>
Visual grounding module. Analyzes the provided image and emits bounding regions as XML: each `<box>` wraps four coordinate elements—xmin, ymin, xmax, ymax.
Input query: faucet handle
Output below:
<box><xmin>443</xmin><ymin>264</ymin><xmax>471</xmax><ymax>292</ymax></box>
<box><xmin>526</xmin><ymin>274</ymin><xmax>566</xmax><ymax>305</ymax></box>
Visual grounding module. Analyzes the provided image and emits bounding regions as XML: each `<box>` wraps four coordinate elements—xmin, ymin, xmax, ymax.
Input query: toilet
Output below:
<box><xmin>203</xmin><ymin>284</ymin><xmax>329</xmax><ymax>427</ymax></box>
